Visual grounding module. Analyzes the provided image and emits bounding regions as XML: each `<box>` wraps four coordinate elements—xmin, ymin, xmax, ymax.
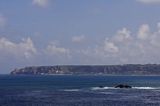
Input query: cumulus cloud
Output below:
<box><xmin>137</xmin><ymin>0</ymin><xmax>160</xmax><ymax>4</ymax></box>
<box><xmin>0</xmin><ymin>14</ymin><xmax>6</xmax><ymax>28</ymax></box>
<box><xmin>137</xmin><ymin>24</ymin><xmax>150</xmax><ymax>40</ymax></box>
<box><xmin>46</xmin><ymin>42</ymin><xmax>70</xmax><ymax>57</ymax></box>
<box><xmin>79</xmin><ymin>23</ymin><xmax>160</xmax><ymax>64</ymax></box>
<box><xmin>72</xmin><ymin>35</ymin><xmax>85</xmax><ymax>43</ymax></box>
<box><xmin>3</xmin><ymin>23</ymin><xmax>160</xmax><ymax>73</ymax></box>
<box><xmin>32</xmin><ymin>0</ymin><xmax>49</xmax><ymax>7</ymax></box>
<box><xmin>0</xmin><ymin>37</ymin><xmax>37</xmax><ymax>59</ymax></box>
<box><xmin>103</xmin><ymin>40</ymin><xmax>119</xmax><ymax>53</ymax></box>
<box><xmin>112</xmin><ymin>28</ymin><xmax>132</xmax><ymax>42</ymax></box>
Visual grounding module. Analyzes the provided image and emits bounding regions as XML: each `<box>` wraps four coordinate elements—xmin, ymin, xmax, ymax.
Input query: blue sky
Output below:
<box><xmin>1</xmin><ymin>0</ymin><xmax>160</xmax><ymax>73</ymax></box>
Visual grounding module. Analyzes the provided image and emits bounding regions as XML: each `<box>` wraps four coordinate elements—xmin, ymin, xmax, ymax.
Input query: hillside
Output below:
<box><xmin>10</xmin><ymin>64</ymin><xmax>160</xmax><ymax>75</ymax></box>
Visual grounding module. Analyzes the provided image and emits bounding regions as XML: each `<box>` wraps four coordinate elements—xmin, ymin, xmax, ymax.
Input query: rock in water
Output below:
<box><xmin>115</xmin><ymin>84</ymin><xmax>132</xmax><ymax>88</ymax></box>
<box><xmin>99</xmin><ymin>85</ymin><xmax>104</xmax><ymax>88</ymax></box>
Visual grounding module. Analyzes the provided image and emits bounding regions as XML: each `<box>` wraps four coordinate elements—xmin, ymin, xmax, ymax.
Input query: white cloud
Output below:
<box><xmin>137</xmin><ymin>0</ymin><xmax>160</xmax><ymax>4</ymax></box>
<box><xmin>72</xmin><ymin>35</ymin><xmax>85</xmax><ymax>43</ymax></box>
<box><xmin>0</xmin><ymin>37</ymin><xmax>37</xmax><ymax>59</ymax></box>
<box><xmin>0</xmin><ymin>14</ymin><xmax>6</xmax><ymax>28</ymax></box>
<box><xmin>46</xmin><ymin>42</ymin><xmax>70</xmax><ymax>56</ymax></box>
<box><xmin>79</xmin><ymin>23</ymin><xmax>160</xmax><ymax>64</ymax></box>
<box><xmin>112</xmin><ymin>28</ymin><xmax>132</xmax><ymax>42</ymax></box>
<box><xmin>103</xmin><ymin>40</ymin><xmax>119</xmax><ymax>53</ymax></box>
<box><xmin>32</xmin><ymin>0</ymin><xmax>49</xmax><ymax>7</ymax></box>
<box><xmin>3</xmin><ymin>23</ymin><xmax>160</xmax><ymax>73</ymax></box>
<box><xmin>137</xmin><ymin>24</ymin><xmax>150</xmax><ymax>40</ymax></box>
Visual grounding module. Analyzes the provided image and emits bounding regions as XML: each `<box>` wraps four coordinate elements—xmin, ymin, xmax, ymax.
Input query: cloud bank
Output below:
<box><xmin>2</xmin><ymin>23</ymin><xmax>160</xmax><ymax>72</ymax></box>
<box><xmin>83</xmin><ymin>23</ymin><xmax>160</xmax><ymax>64</ymax></box>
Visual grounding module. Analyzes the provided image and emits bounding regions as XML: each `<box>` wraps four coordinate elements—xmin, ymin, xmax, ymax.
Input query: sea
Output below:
<box><xmin>0</xmin><ymin>75</ymin><xmax>160</xmax><ymax>106</ymax></box>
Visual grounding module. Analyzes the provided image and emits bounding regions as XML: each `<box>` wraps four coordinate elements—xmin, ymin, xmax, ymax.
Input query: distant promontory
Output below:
<box><xmin>10</xmin><ymin>64</ymin><xmax>160</xmax><ymax>75</ymax></box>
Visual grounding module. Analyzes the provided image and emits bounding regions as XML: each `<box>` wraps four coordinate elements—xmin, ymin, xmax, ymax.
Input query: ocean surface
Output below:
<box><xmin>1</xmin><ymin>75</ymin><xmax>160</xmax><ymax>106</ymax></box>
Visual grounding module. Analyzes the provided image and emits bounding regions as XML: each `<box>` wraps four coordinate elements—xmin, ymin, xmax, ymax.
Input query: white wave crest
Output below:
<box><xmin>133</xmin><ymin>87</ymin><xmax>160</xmax><ymax>89</ymax></box>
<box><xmin>91</xmin><ymin>87</ymin><xmax>115</xmax><ymax>90</ymax></box>
<box><xmin>91</xmin><ymin>86</ymin><xmax>160</xmax><ymax>90</ymax></box>
<box><xmin>63</xmin><ymin>89</ymin><xmax>80</xmax><ymax>91</ymax></box>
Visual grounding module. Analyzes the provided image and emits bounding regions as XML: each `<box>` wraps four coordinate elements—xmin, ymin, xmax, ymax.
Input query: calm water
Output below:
<box><xmin>1</xmin><ymin>75</ymin><xmax>160</xmax><ymax>106</ymax></box>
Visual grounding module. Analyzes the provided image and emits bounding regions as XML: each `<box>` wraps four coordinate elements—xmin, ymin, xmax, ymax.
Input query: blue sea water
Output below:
<box><xmin>1</xmin><ymin>75</ymin><xmax>160</xmax><ymax>106</ymax></box>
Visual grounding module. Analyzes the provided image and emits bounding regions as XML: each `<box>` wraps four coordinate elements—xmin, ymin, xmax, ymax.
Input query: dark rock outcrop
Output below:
<box><xmin>99</xmin><ymin>85</ymin><xmax>105</xmax><ymax>88</ymax></box>
<box><xmin>115</xmin><ymin>84</ymin><xmax>132</xmax><ymax>88</ymax></box>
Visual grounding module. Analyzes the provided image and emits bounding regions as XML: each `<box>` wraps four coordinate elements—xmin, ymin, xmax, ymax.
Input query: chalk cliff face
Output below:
<box><xmin>10</xmin><ymin>64</ymin><xmax>160</xmax><ymax>75</ymax></box>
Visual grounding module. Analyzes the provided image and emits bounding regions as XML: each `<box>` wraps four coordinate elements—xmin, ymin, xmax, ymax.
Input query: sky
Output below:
<box><xmin>1</xmin><ymin>0</ymin><xmax>160</xmax><ymax>73</ymax></box>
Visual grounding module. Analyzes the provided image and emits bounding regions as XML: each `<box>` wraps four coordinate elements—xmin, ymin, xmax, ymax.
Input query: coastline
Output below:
<box><xmin>7</xmin><ymin>73</ymin><xmax>160</xmax><ymax>76</ymax></box>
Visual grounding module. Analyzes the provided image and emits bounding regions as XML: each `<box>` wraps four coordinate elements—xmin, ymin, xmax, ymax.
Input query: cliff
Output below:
<box><xmin>10</xmin><ymin>64</ymin><xmax>160</xmax><ymax>75</ymax></box>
